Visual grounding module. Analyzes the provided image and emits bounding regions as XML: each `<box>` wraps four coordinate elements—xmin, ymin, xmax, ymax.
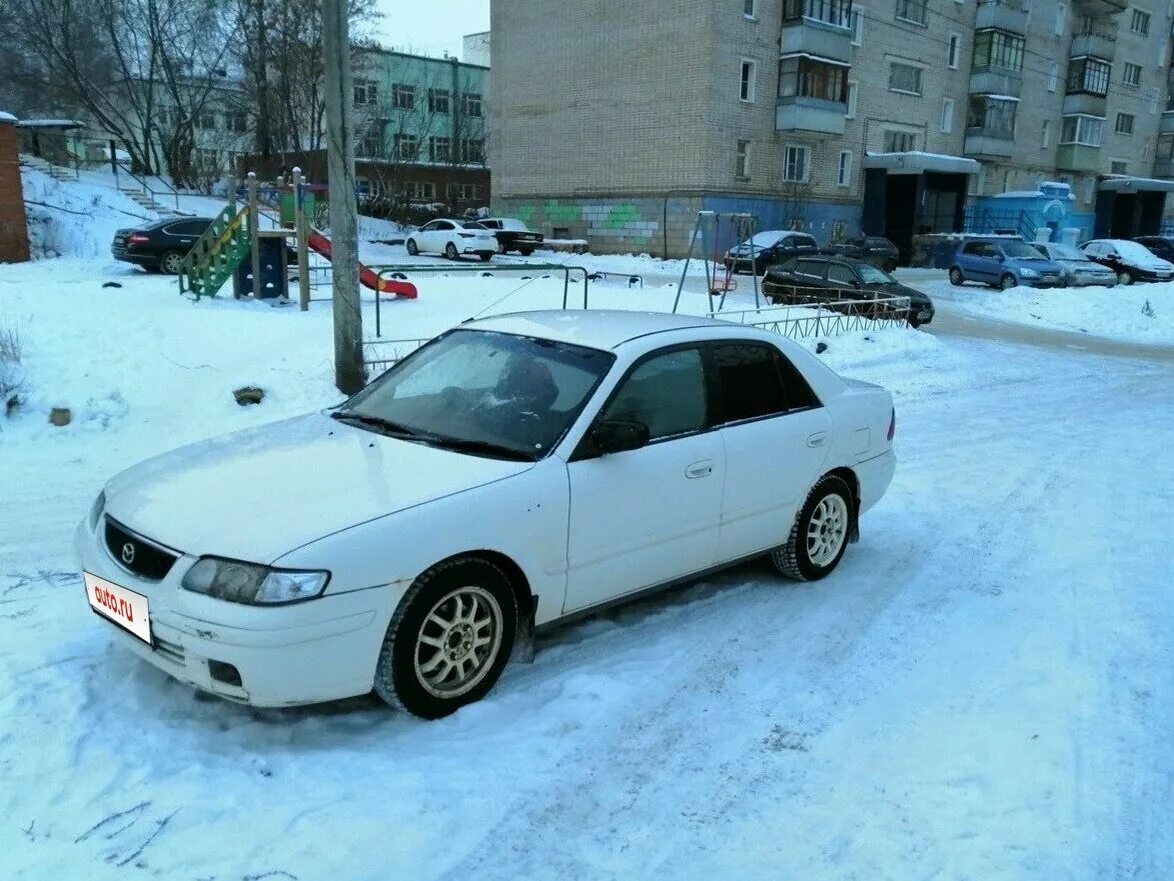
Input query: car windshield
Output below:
<box><xmin>337</xmin><ymin>330</ymin><xmax>614</xmax><ymax>461</ymax></box>
<box><xmin>857</xmin><ymin>264</ymin><xmax>895</xmax><ymax>284</ymax></box>
<box><xmin>1001</xmin><ymin>242</ymin><xmax>1045</xmax><ymax>259</ymax></box>
<box><xmin>1047</xmin><ymin>243</ymin><xmax>1087</xmax><ymax>260</ymax></box>
<box><xmin>1114</xmin><ymin>240</ymin><xmax>1160</xmax><ymax>261</ymax></box>
<box><xmin>737</xmin><ymin>231</ymin><xmax>785</xmax><ymax>249</ymax></box>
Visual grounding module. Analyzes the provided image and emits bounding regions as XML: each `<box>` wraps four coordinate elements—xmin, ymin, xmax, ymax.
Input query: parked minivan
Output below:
<box><xmin>948</xmin><ymin>239</ymin><xmax>1065</xmax><ymax>289</ymax></box>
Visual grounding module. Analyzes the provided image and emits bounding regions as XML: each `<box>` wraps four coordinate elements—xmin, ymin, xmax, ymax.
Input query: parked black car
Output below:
<box><xmin>763</xmin><ymin>255</ymin><xmax>935</xmax><ymax>327</ymax></box>
<box><xmin>478</xmin><ymin>218</ymin><xmax>544</xmax><ymax>255</ymax></box>
<box><xmin>1132</xmin><ymin>235</ymin><xmax>1174</xmax><ymax>262</ymax></box>
<box><xmin>822</xmin><ymin>236</ymin><xmax>900</xmax><ymax>271</ymax></box>
<box><xmin>112</xmin><ymin>217</ymin><xmax>212</xmax><ymax>273</ymax></box>
<box><xmin>1080</xmin><ymin>239</ymin><xmax>1174</xmax><ymax>284</ymax></box>
<box><xmin>723</xmin><ymin>230</ymin><xmax>819</xmax><ymax>274</ymax></box>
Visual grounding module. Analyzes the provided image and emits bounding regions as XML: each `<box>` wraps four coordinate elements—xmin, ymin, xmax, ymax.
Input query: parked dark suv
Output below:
<box><xmin>764</xmin><ymin>255</ymin><xmax>935</xmax><ymax>327</ymax></box>
<box><xmin>112</xmin><ymin>217</ymin><xmax>212</xmax><ymax>273</ymax></box>
<box><xmin>822</xmin><ymin>236</ymin><xmax>900</xmax><ymax>271</ymax></box>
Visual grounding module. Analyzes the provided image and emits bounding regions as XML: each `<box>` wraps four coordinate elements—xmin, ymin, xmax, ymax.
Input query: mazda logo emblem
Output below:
<box><xmin>121</xmin><ymin>542</ymin><xmax>136</xmax><ymax>565</ymax></box>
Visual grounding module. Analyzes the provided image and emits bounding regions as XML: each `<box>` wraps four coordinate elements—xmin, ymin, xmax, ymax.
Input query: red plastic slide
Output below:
<box><xmin>307</xmin><ymin>231</ymin><xmax>417</xmax><ymax>299</ymax></box>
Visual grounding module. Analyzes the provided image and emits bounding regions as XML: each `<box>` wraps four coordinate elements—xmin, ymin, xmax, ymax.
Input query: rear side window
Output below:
<box><xmin>712</xmin><ymin>343</ymin><xmax>819</xmax><ymax>424</ymax></box>
<box><xmin>165</xmin><ymin>220</ymin><xmax>209</xmax><ymax>236</ymax></box>
<box><xmin>790</xmin><ymin>234</ymin><xmax>817</xmax><ymax>248</ymax></box>
<box><xmin>794</xmin><ymin>259</ymin><xmax>825</xmax><ymax>278</ymax></box>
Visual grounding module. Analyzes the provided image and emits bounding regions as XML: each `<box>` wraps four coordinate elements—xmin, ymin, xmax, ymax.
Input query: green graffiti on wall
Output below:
<box><xmin>604</xmin><ymin>204</ymin><xmax>642</xmax><ymax>229</ymax></box>
<box><xmin>544</xmin><ymin>200</ymin><xmax>584</xmax><ymax>223</ymax></box>
<box><xmin>511</xmin><ymin>204</ymin><xmax>536</xmax><ymax>223</ymax></box>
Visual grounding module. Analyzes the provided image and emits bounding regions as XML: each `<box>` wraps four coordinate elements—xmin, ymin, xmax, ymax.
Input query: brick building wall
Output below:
<box><xmin>0</xmin><ymin>115</ymin><xmax>31</xmax><ymax>264</ymax></box>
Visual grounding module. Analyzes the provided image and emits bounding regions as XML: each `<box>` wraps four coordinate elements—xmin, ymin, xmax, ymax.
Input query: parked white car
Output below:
<box><xmin>76</xmin><ymin>311</ymin><xmax>897</xmax><ymax>718</ymax></box>
<box><xmin>405</xmin><ymin>219</ymin><xmax>499</xmax><ymax>261</ymax></box>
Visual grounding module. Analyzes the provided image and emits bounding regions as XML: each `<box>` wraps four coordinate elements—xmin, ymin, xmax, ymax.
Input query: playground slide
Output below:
<box><xmin>306</xmin><ymin>231</ymin><xmax>418</xmax><ymax>299</ymax></box>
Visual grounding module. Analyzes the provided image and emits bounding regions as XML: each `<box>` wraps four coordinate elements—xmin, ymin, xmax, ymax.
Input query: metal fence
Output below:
<box><xmin>712</xmin><ymin>296</ymin><xmax>913</xmax><ymax>339</ymax></box>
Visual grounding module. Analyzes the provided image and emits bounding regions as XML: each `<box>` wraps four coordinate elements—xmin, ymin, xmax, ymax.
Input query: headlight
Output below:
<box><xmin>89</xmin><ymin>490</ymin><xmax>106</xmax><ymax>529</ymax></box>
<box><xmin>181</xmin><ymin>557</ymin><xmax>330</xmax><ymax>605</ymax></box>
<box><xmin>1019</xmin><ymin>268</ymin><xmax>1039</xmax><ymax>278</ymax></box>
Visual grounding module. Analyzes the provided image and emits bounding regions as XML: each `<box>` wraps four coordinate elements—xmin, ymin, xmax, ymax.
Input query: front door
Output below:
<box><xmin>564</xmin><ymin>346</ymin><xmax>724</xmax><ymax>613</ymax></box>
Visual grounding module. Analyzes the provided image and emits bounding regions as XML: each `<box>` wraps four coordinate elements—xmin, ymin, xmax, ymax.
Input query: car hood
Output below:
<box><xmin>1062</xmin><ymin>260</ymin><xmax>1114</xmax><ymax>271</ymax></box>
<box><xmin>103</xmin><ymin>413</ymin><xmax>534</xmax><ymax>563</ymax></box>
<box><xmin>1011</xmin><ymin>258</ymin><xmax>1063</xmax><ymax>272</ymax></box>
<box><xmin>881</xmin><ymin>282</ymin><xmax>932</xmax><ymax>307</ymax></box>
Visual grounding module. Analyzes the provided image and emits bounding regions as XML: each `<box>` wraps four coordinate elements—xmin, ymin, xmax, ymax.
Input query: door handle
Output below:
<box><xmin>685</xmin><ymin>460</ymin><xmax>714</xmax><ymax>479</ymax></box>
<box><xmin>806</xmin><ymin>432</ymin><xmax>828</xmax><ymax>448</ymax></box>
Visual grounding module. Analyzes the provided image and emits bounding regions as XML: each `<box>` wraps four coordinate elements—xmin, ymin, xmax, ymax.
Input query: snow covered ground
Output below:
<box><xmin>2</xmin><ymin>173</ymin><xmax>1173</xmax><ymax>879</ymax></box>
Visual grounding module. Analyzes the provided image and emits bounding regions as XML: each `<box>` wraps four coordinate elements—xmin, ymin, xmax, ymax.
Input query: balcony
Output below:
<box><xmin>1063</xmin><ymin>92</ymin><xmax>1108</xmax><ymax>116</ymax></box>
<box><xmin>780</xmin><ymin>0</ymin><xmax>853</xmax><ymax>63</ymax></box>
<box><xmin>964</xmin><ymin>129</ymin><xmax>1015</xmax><ymax>158</ymax></box>
<box><xmin>1056</xmin><ymin>143</ymin><xmax>1101</xmax><ymax>172</ymax></box>
<box><xmin>1070</xmin><ymin>24</ymin><xmax>1117</xmax><ymax>60</ymax></box>
<box><xmin>970</xmin><ymin>67</ymin><xmax>1023</xmax><ymax>97</ymax></box>
<box><xmin>1155</xmin><ymin>157</ymin><xmax>1174</xmax><ymax>178</ymax></box>
<box><xmin>776</xmin><ymin>96</ymin><xmax>847</xmax><ymax>134</ymax></box>
<box><xmin>976</xmin><ymin>0</ymin><xmax>1028</xmax><ymax>34</ymax></box>
<box><xmin>1160</xmin><ymin>110</ymin><xmax>1174</xmax><ymax>135</ymax></box>
<box><xmin>1072</xmin><ymin>0</ymin><xmax>1127</xmax><ymax>14</ymax></box>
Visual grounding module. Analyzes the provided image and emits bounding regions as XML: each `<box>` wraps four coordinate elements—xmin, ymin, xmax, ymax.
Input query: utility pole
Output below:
<box><xmin>322</xmin><ymin>0</ymin><xmax>366</xmax><ymax>394</ymax></box>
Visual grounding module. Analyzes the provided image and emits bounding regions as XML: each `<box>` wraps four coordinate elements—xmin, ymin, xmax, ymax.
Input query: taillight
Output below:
<box><xmin>887</xmin><ymin>407</ymin><xmax>896</xmax><ymax>442</ymax></box>
<box><xmin>127</xmin><ymin>233</ymin><xmax>150</xmax><ymax>245</ymax></box>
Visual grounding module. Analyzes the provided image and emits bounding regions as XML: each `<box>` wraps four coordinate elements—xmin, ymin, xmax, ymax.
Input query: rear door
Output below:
<box><xmin>792</xmin><ymin>258</ymin><xmax>830</xmax><ymax>302</ymax></box>
<box><xmin>711</xmin><ymin>341</ymin><xmax>831</xmax><ymax>563</ymax></box>
<box><xmin>825</xmin><ymin>261</ymin><xmax>860</xmax><ymax>303</ymax></box>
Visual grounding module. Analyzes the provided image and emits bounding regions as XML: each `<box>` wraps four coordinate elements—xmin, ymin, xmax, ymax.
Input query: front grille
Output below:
<box><xmin>105</xmin><ymin>518</ymin><xmax>179</xmax><ymax>581</ymax></box>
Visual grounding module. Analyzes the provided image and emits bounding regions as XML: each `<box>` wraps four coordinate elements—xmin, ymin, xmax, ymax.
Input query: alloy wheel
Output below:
<box><xmin>413</xmin><ymin>586</ymin><xmax>503</xmax><ymax>698</ymax></box>
<box><xmin>806</xmin><ymin>495</ymin><xmax>848</xmax><ymax>567</ymax></box>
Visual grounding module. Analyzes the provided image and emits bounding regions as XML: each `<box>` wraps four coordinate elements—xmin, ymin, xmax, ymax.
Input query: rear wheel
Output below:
<box><xmin>406</xmin><ymin>238</ymin><xmax>419</xmax><ymax>257</ymax></box>
<box><xmin>373</xmin><ymin>557</ymin><xmax>517</xmax><ymax>719</ymax></box>
<box><xmin>1117</xmin><ymin>270</ymin><xmax>1134</xmax><ymax>285</ymax></box>
<box><xmin>445</xmin><ymin>242</ymin><xmax>459</xmax><ymax>260</ymax></box>
<box><xmin>159</xmin><ymin>250</ymin><xmax>185</xmax><ymax>275</ymax></box>
<box><xmin>519</xmin><ymin>248</ymin><xmax>534</xmax><ymax>257</ymax></box>
<box><xmin>479</xmin><ymin>253</ymin><xmax>493</xmax><ymax>262</ymax></box>
<box><xmin>771</xmin><ymin>475</ymin><xmax>853</xmax><ymax>582</ymax></box>
<box><xmin>948</xmin><ymin>266</ymin><xmax>964</xmax><ymax>286</ymax></box>
<box><xmin>999</xmin><ymin>273</ymin><xmax>1017</xmax><ymax>290</ymax></box>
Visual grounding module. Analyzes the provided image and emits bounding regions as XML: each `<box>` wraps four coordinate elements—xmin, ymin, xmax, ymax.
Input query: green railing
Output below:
<box><xmin>179</xmin><ymin>204</ymin><xmax>250</xmax><ymax>299</ymax></box>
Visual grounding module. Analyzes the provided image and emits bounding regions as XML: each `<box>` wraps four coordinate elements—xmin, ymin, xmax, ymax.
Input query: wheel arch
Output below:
<box><xmin>417</xmin><ymin>549</ymin><xmax>535</xmax><ymax>624</ymax></box>
<box><xmin>821</xmin><ymin>466</ymin><xmax>861</xmax><ymax>543</ymax></box>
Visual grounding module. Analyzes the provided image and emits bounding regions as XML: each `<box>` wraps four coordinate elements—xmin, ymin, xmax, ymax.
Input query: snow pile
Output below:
<box><xmin>20</xmin><ymin>168</ymin><xmax>156</xmax><ymax>260</ymax></box>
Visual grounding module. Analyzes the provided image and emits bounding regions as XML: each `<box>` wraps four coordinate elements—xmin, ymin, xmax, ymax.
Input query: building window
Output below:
<box><xmin>1110</xmin><ymin>159</ymin><xmax>1128</xmax><ymax>174</ymax></box>
<box><xmin>354</xmin><ymin>80</ymin><xmax>378</xmax><ymax>106</ymax></box>
<box><xmin>779</xmin><ymin>56</ymin><xmax>848</xmax><ymax>102</ymax></box>
<box><xmin>1122</xmin><ymin>62</ymin><xmax>1142</xmax><ymax>87</ymax></box>
<box><xmin>1067</xmin><ymin>57</ymin><xmax>1111</xmax><ymax>96</ymax></box>
<box><xmin>888</xmin><ymin>61</ymin><xmax>924</xmax><ymax>95</ymax></box>
<box><xmin>1131</xmin><ymin>8</ymin><xmax>1151</xmax><ymax>35</ymax></box>
<box><xmin>972</xmin><ymin>29</ymin><xmax>1025</xmax><ymax>72</ymax></box>
<box><xmin>428</xmin><ymin>89</ymin><xmax>450</xmax><ymax>114</ymax></box>
<box><xmin>393</xmin><ymin>84</ymin><xmax>415</xmax><ymax>110</ymax></box>
<box><xmin>1055</xmin><ymin>2</ymin><xmax>1067</xmax><ymax>35</ymax></box>
<box><xmin>1048</xmin><ymin>61</ymin><xmax>1059</xmax><ymax>92</ymax></box>
<box><xmin>845</xmin><ymin>80</ymin><xmax>858</xmax><ymax>118</ymax></box>
<box><xmin>782</xmin><ymin>0</ymin><xmax>852</xmax><ymax>27</ymax></box>
<box><xmin>967</xmin><ymin>96</ymin><xmax>1018</xmax><ymax>139</ymax></box>
<box><xmin>1115</xmin><ymin>112</ymin><xmax>1135</xmax><ymax>134</ymax></box>
<box><xmin>1060</xmin><ymin>114</ymin><xmax>1104</xmax><ymax>146</ymax></box>
<box><xmin>735</xmin><ymin>139</ymin><xmax>751</xmax><ymax>179</ymax></box>
<box><xmin>459</xmin><ymin>183</ymin><xmax>479</xmax><ymax>200</ymax></box>
<box><xmin>428</xmin><ymin>136</ymin><xmax>451</xmax><ymax>162</ymax></box>
<box><xmin>460</xmin><ymin>138</ymin><xmax>484</xmax><ymax>163</ymax></box>
<box><xmin>1042</xmin><ymin>119</ymin><xmax>1051</xmax><ymax>148</ymax></box>
<box><xmin>851</xmin><ymin>6</ymin><xmax>865</xmax><ymax>44</ymax></box>
<box><xmin>410</xmin><ymin>181</ymin><xmax>436</xmax><ymax>201</ymax></box>
<box><xmin>783</xmin><ymin>145</ymin><xmax>810</xmax><ymax>182</ymax></box>
<box><xmin>884</xmin><ymin>130</ymin><xmax>917</xmax><ymax>152</ymax></box>
<box><xmin>941</xmin><ymin>97</ymin><xmax>955</xmax><ymax>133</ymax></box>
<box><xmin>740</xmin><ymin>59</ymin><xmax>758</xmax><ymax>102</ymax></box>
<box><xmin>895</xmin><ymin>0</ymin><xmax>927</xmax><ymax>25</ymax></box>
<box><xmin>393</xmin><ymin>133</ymin><xmax>418</xmax><ymax>160</ymax></box>
<box><xmin>948</xmin><ymin>33</ymin><xmax>960</xmax><ymax>69</ymax></box>
<box><xmin>745</xmin><ymin>0</ymin><xmax>757</xmax><ymax>18</ymax></box>
<box><xmin>359</xmin><ymin>130</ymin><xmax>381</xmax><ymax>157</ymax></box>
<box><xmin>461</xmin><ymin>92</ymin><xmax>483</xmax><ymax>117</ymax></box>
<box><xmin>196</xmin><ymin>112</ymin><xmax>217</xmax><ymax>130</ymax></box>
<box><xmin>837</xmin><ymin>150</ymin><xmax>852</xmax><ymax>187</ymax></box>
<box><xmin>226</xmin><ymin>112</ymin><xmax>248</xmax><ymax>133</ymax></box>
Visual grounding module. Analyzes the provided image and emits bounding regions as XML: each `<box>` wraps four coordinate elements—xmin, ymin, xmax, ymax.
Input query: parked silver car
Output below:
<box><xmin>1031</xmin><ymin>242</ymin><xmax>1118</xmax><ymax>287</ymax></box>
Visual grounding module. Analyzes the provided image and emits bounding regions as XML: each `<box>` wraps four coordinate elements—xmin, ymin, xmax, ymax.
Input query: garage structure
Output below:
<box><xmin>1093</xmin><ymin>177</ymin><xmax>1174</xmax><ymax>239</ymax></box>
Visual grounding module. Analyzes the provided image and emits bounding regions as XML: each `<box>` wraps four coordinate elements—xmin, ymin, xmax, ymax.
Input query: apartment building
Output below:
<box><xmin>490</xmin><ymin>0</ymin><xmax>1174</xmax><ymax>259</ymax></box>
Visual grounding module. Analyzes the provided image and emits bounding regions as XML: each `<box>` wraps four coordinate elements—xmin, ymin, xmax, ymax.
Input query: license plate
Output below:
<box><xmin>85</xmin><ymin>572</ymin><xmax>151</xmax><ymax>645</ymax></box>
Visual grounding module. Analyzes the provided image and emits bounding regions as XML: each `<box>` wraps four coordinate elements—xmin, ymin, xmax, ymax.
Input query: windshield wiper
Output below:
<box><xmin>424</xmin><ymin>436</ymin><xmax>536</xmax><ymax>462</ymax></box>
<box><xmin>331</xmin><ymin>410</ymin><xmax>423</xmax><ymax>439</ymax></box>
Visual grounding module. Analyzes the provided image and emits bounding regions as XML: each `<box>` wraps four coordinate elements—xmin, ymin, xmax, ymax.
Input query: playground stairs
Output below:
<box><xmin>179</xmin><ymin>204</ymin><xmax>251</xmax><ymax>298</ymax></box>
<box><xmin>18</xmin><ymin>154</ymin><xmax>76</xmax><ymax>182</ymax></box>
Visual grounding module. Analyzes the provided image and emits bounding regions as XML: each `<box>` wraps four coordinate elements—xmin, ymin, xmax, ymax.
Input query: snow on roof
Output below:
<box><xmin>983</xmin><ymin>95</ymin><xmax>1021</xmax><ymax>102</ymax></box>
<box><xmin>0</xmin><ymin>111</ymin><xmax>16</xmax><ymax>123</ymax></box>
<box><xmin>17</xmin><ymin>119</ymin><xmax>85</xmax><ymax>129</ymax></box>
<box><xmin>864</xmin><ymin>151</ymin><xmax>980</xmax><ymax>175</ymax></box>
<box><xmin>993</xmin><ymin>190</ymin><xmax>1048</xmax><ymax>198</ymax></box>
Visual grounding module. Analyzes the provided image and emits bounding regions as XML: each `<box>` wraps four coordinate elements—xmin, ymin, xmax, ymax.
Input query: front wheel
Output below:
<box><xmin>373</xmin><ymin>557</ymin><xmax>517</xmax><ymax>719</ymax></box>
<box><xmin>771</xmin><ymin>475</ymin><xmax>853</xmax><ymax>582</ymax></box>
<box><xmin>406</xmin><ymin>238</ymin><xmax>419</xmax><ymax>257</ymax></box>
<box><xmin>999</xmin><ymin>273</ymin><xmax>1017</xmax><ymax>290</ymax></box>
<box><xmin>519</xmin><ymin>248</ymin><xmax>534</xmax><ymax>257</ymax></box>
<box><xmin>1117</xmin><ymin>270</ymin><xmax>1133</xmax><ymax>285</ymax></box>
<box><xmin>948</xmin><ymin>267</ymin><xmax>964</xmax><ymax>286</ymax></box>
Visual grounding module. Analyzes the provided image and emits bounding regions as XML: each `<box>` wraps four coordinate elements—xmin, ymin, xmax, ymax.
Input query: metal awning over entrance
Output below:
<box><xmin>863</xmin><ymin>152</ymin><xmax>981</xmax><ymax>176</ymax></box>
<box><xmin>1097</xmin><ymin>176</ymin><xmax>1174</xmax><ymax>193</ymax></box>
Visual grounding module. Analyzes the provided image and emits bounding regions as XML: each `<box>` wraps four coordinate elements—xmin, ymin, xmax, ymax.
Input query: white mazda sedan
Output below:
<box><xmin>76</xmin><ymin>311</ymin><xmax>897</xmax><ymax>718</ymax></box>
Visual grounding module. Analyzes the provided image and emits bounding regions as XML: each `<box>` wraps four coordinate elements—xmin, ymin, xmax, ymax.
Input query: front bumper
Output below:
<box><xmin>75</xmin><ymin>515</ymin><xmax>402</xmax><ymax>707</ymax></box>
<box><xmin>1070</xmin><ymin>274</ymin><xmax>1117</xmax><ymax>287</ymax></box>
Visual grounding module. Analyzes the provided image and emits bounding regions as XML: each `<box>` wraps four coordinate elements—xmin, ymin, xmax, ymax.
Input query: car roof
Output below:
<box><xmin>464</xmin><ymin>309</ymin><xmax>748</xmax><ymax>350</ymax></box>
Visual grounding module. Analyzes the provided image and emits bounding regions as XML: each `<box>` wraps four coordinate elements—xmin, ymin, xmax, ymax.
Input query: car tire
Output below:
<box><xmin>159</xmin><ymin>250</ymin><xmax>185</xmax><ymax>275</ymax></box>
<box><xmin>1117</xmin><ymin>270</ymin><xmax>1133</xmax><ymax>285</ymax></box>
<box><xmin>406</xmin><ymin>238</ymin><xmax>419</xmax><ymax>257</ymax></box>
<box><xmin>373</xmin><ymin>557</ymin><xmax>518</xmax><ymax>719</ymax></box>
<box><xmin>771</xmin><ymin>474</ymin><xmax>854</xmax><ymax>582</ymax></box>
<box><xmin>479</xmin><ymin>253</ymin><xmax>493</xmax><ymax>262</ymax></box>
<box><xmin>445</xmin><ymin>242</ymin><xmax>459</xmax><ymax>260</ymax></box>
<box><xmin>999</xmin><ymin>273</ymin><xmax>1017</xmax><ymax>290</ymax></box>
<box><xmin>948</xmin><ymin>267</ymin><xmax>964</xmax><ymax>286</ymax></box>
<box><xmin>519</xmin><ymin>248</ymin><xmax>534</xmax><ymax>257</ymax></box>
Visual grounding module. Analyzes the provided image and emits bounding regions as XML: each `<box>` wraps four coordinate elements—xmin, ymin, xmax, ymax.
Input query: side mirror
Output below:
<box><xmin>592</xmin><ymin>419</ymin><xmax>650</xmax><ymax>455</ymax></box>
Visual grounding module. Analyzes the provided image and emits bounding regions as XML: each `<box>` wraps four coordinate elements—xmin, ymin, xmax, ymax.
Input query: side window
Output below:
<box><xmin>826</xmin><ymin>263</ymin><xmax>857</xmax><ymax>287</ymax></box>
<box><xmin>963</xmin><ymin>242</ymin><xmax>980</xmax><ymax>256</ymax></box>
<box><xmin>794</xmin><ymin>259</ymin><xmax>826</xmax><ymax>278</ymax></box>
<box><xmin>420</xmin><ymin>221</ymin><xmax>438</xmax><ymax>231</ymax></box>
<box><xmin>436</xmin><ymin>221</ymin><xmax>454</xmax><ymax>231</ymax></box>
<box><xmin>600</xmin><ymin>348</ymin><xmax>707</xmax><ymax>441</ymax></box>
<box><xmin>797</xmin><ymin>235</ymin><xmax>818</xmax><ymax>248</ymax></box>
<box><xmin>713</xmin><ymin>344</ymin><xmax>788</xmax><ymax>423</ymax></box>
